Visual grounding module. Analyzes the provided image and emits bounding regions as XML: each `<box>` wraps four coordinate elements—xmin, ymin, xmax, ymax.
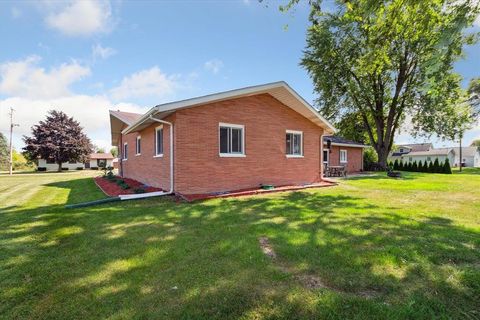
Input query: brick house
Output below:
<box><xmin>322</xmin><ymin>136</ymin><xmax>367</xmax><ymax>174</ymax></box>
<box><xmin>109</xmin><ymin>82</ymin><xmax>335</xmax><ymax>196</ymax></box>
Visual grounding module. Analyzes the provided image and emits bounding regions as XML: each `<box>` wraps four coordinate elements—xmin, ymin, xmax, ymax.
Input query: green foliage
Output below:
<box><xmin>362</xmin><ymin>146</ymin><xmax>378</xmax><ymax>170</ymax></box>
<box><xmin>428</xmin><ymin>161</ymin><xmax>434</xmax><ymax>173</ymax></box>
<box><xmin>398</xmin><ymin>161</ymin><xmax>404</xmax><ymax>171</ymax></box>
<box><xmin>433</xmin><ymin>158</ymin><xmax>440</xmax><ymax>173</ymax></box>
<box><xmin>296</xmin><ymin>0</ymin><xmax>479</xmax><ymax>166</ymax></box>
<box><xmin>134</xmin><ymin>187</ymin><xmax>146</xmax><ymax>194</ymax></box>
<box><xmin>471</xmin><ymin>139</ymin><xmax>480</xmax><ymax>147</ymax></box>
<box><xmin>418</xmin><ymin>160</ymin><xmax>424</xmax><ymax>172</ymax></box>
<box><xmin>412</xmin><ymin>161</ymin><xmax>418</xmax><ymax>172</ymax></box>
<box><xmin>393</xmin><ymin>159</ymin><xmax>399</xmax><ymax>170</ymax></box>
<box><xmin>444</xmin><ymin>158</ymin><xmax>452</xmax><ymax>174</ymax></box>
<box><xmin>23</xmin><ymin>110</ymin><xmax>92</xmax><ymax>171</ymax></box>
<box><xmin>110</xmin><ymin>147</ymin><xmax>119</xmax><ymax>158</ymax></box>
<box><xmin>0</xmin><ymin>133</ymin><xmax>8</xmax><ymax>170</ymax></box>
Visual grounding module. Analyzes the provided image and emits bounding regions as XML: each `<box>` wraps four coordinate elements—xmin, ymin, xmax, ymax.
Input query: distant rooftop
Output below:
<box><xmin>397</xmin><ymin>143</ymin><xmax>432</xmax><ymax>152</ymax></box>
<box><xmin>323</xmin><ymin>136</ymin><xmax>368</xmax><ymax>147</ymax></box>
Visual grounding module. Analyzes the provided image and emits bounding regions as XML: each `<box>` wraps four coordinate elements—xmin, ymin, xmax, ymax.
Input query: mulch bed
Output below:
<box><xmin>180</xmin><ymin>181</ymin><xmax>336</xmax><ymax>202</ymax></box>
<box><xmin>94</xmin><ymin>176</ymin><xmax>162</xmax><ymax>197</ymax></box>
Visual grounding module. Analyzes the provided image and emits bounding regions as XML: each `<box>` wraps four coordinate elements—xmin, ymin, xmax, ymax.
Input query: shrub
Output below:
<box><xmin>443</xmin><ymin>158</ymin><xmax>452</xmax><ymax>174</ymax></box>
<box><xmin>393</xmin><ymin>159</ymin><xmax>399</xmax><ymax>170</ymax></box>
<box><xmin>412</xmin><ymin>161</ymin><xmax>418</xmax><ymax>172</ymax></box>
<box><xmin>37</xmin><ymin>167</ymin><xmax>47</xmax><ymax>172</ymax></box>
<box><xmin>417</xmin><ymin>160</ymin><xmax>424</xmax><ymax>172</ymax></box>
<box><xmin>363</xmin><ymin>147</ymin><xmax>378</xmax><ymax>171</ymax></box>
<box><xmin>433</xmin><ymin>158</ymin><xmax>440</xmax><ymax>173</ymax></box>
<box><xmin>61</xmin><ymin>167</ymin><xmax>69</xmax><ymax>171</ymax></box>
<box><xmin>120</xmin><ymin>183</ymin><xmax>130</xmax><ymax>190</ymax></box>
<box><xmin>76</xmin><ymin>167</ymin><xmax>84</xmax><ymax>170</ymax></box>
<box><xmin>134</xmin><ymin>187</ymin><xmax>146</xmax><ymax>194</ymax></box>
<box><xmin>428</xmin><ymin>161</ymin><xmax>434</xmax><ymax>173</ymax></box>
<box><xmin>116</xmin><ymin>179</ymin><xmax>125</xmax><ymax>186</ymax></box>
<box><xmin>91</xmin><ymin>167</ymin><xmax>98</xmax><ymax>170</ymax></box>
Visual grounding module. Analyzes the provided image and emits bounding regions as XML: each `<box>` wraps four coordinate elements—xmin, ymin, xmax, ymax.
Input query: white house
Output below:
<box><xmin>38</xmin><ymin>153</ymin><xmax>114</xmax><ymax>171</ymax></box>
<box><xmin>399</xmin><ymin>148</ymin><xmax>455</xmax><ymax>166</ymax></box>
<box><xmin>452</xmin><ymin>147</ymin><xmax>480</xmax><ymax>167</ymax></box>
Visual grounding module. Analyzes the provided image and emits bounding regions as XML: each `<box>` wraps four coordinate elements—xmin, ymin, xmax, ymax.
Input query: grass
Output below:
<box><xmin>0</xmin><ymin>170</ymin><xmax>479</xmax><ymax>319</ymax></box>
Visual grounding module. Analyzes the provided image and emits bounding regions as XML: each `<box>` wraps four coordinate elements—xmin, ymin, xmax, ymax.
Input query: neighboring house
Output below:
<box><xmin>38</xmin><ymin>152</ymin><xmax>114</xmax><ymax>171</ymax></box>
<box><xmin>389</xmin><ymin>143</ymin><xmax>433</xmax><ymax>162</ymax></box>
<box><xmin>390</xmin><ymin>143</ymin><xmax>480</xmax><ymax>167</ymax></box>
<box><xmin>399</xmin><ymin>148</ymin><xmax>455</xmax><ymax>166</ymax></box>
<box><xmin>85</xmin><ymin>153</ymin><xmax>114</xmax><ymax>169</ymax></box>
<box><xmin>37</xmin><ymin>159</ymin><xmax>85</xmax><ymax>171</ymax></box>
<box><xmin>322</xmin><ymin>136</ymin><xmax>367</xmax><ymax>173</ymax></box>
<box><xmin>452</xmin><ymin>147</ymin><xmax>480</xmax><ymax>167</ymax></box>
<box><xmin>109</xmin><ymin>82</ymin><xmax>336</xmax><ymax>196</ymax></box>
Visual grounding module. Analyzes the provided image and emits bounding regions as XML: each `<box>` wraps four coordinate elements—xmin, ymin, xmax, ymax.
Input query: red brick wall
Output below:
<box><xmin>324</xmin><ymin>145</ymin><xmax>363</xmax><ymax>173</ymax></box>
<box><xmin>119</xmin><ymin>93</ymin><xmax>326</xmax><ymax>195</ymax></box>
<box><xmin>173</xmin><ymin>94</ymin><xmax>325</xmax><ymax>194</ymax></box>
<box><xmin>119</xmin><ymin>114</ymin><xmax>174</xmax><ymax>191</ymax></box>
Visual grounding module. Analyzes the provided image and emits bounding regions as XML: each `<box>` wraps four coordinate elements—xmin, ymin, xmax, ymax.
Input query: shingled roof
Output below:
<box><xmin>323</xmin><ymin>136</ymin><xmax>368</xmax><ymax>148</ymax></box>
<box><xmin>109</xmin><ymin>110</ymin><xmax>143</xmax><ymax>126</ymax></box>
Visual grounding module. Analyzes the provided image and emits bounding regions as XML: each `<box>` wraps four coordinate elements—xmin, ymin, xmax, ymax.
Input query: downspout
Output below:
<box><xmin>149</xmin><ymin>116</ymin><xmax>174</xmax><ymax>194</ymax></box>
<box><xmin>320</xmin><ymin>133</ymin><xmax>324</xmax><ymax>180</ymax></box>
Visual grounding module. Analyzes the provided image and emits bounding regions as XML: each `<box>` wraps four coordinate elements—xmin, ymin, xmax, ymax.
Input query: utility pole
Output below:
<box><xmin>459</xmin><ymin>132</ymin><xmax>463</xmax><ymax>173</ymax></box>
<box><xmin>8</xmin><ymin>107</ymin><xmax>19</xmax><ymax>175</ymax></box>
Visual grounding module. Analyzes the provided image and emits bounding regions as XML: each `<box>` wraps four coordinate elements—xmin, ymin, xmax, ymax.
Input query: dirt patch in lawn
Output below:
<box><xmin>94</xmin><ymin>176</ymin><xmax>162</xmax><ymax>197</ymax></box>
<box><xmin>258</xmin><ymin>236</ymin><xmax>381</xmax><ymax>298</ymax></box>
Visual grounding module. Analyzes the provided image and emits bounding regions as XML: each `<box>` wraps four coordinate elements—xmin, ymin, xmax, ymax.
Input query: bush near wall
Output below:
<box><xmin>388</xmin><ymin>158</ymin><xmax>452</xmax><ymax>174</ymax></box>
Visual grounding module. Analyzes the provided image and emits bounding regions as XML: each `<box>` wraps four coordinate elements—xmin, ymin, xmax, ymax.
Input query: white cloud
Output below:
<box><xmin>92</xmin><ymin>44</ymin><xmax>116</xmax><ymax>60</ymax></box>
<box><xmin>44</xmin><ymin>0</ymin><xmax>113</xmax><ymax>36</ymax></box>
<box><xmin>0</xmin><ymin>95</ymin><xmax>146</xmax><ymax>151</ymax></box>
<box><xmin>110</xmin><ymin>67</ymin><xmax>180</xmax><ymax>101</ymax></box>
<box><xmin>0</xmin><ymin>56</ymin><xmax>90</xmax><ymax>99</ymax></box>
<box><xmin>204</xmin><ymin>59</ymin><xmax>224</xmax><ymax>74</ymax></box>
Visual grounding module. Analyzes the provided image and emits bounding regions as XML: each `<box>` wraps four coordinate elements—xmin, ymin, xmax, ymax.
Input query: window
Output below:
<box><xmin>219</xmin><ymin>123</ymin><xmax>245</xmax><ymax>156</ymax></box>
<box><xmin>123</xmin><ymin>143</ymin><xmax>128</xmax><ymax>160</ymax></box>
<box><xmin>323</xmin><ymin>150</ymin><xmax>329</xmax><ymax>164</ymax></box>
<box><xmin>340</xmin><ymin>149</ymin><xmax>347</xmax><ymax>163</ymax></box>
<box><xmin>399</xmin><ymin>148</ymin><xmax>404</xmax><ymax>153</ymax></box>
<box><xmin>155</xmin><ymin>126</ymin><xmax>163</xmax><ymax>156</ymax></box>
<box><xmin>286</xmin><ymin>130</ymin><xmax>303</xmax><ymax>157</ymax></box>
<box><xmin>409</xmin><ymin>157</ymin><xmax>412</xmax><ymax>162</ymax></box>
<box><xmin>135</xmin><ymin>136</ymin><xmax>141</xmax><ymax>155</ymax></box>
<box><xmin>426</xmin><ymin>156</ymin><xmax>431</xmax><ymax>162</ymax></box>
<box><xmin>97</xmin><ymin>159</ymin><xmax>106</xmax><ymax>168</ymax></box>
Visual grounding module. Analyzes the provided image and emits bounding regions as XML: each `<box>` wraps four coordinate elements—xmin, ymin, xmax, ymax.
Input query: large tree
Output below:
<box><xmin>286</xmin><ymin>0</ymin><xmax>479</xmax><ymax>167</ymax></box>
<box><xmin>23</xmin><ymin>110</ymin><xmax>92</xmax><ymax>171</ymax></box>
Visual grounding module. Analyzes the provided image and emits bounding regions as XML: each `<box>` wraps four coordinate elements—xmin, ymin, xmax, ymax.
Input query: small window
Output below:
<box><xmin>155</xmin><ymin>126</ymin><xmax>163</xmax><ymax>156</ymax></box>
<box><xmin>219</xmin><ymin>123</ymin><xmax>244</xmax><ymax>156</ymax></box>
<box><xmin>340</xmin><ymin>149</ymin><xmax>347</xmax><ymax>163</ymax></box>
<box><xmin>426</xmin><ymin>156</ymin><xmax>431</xmax><ymax>162</ymax></box>
<box><xmin>123</xmin><ymin>143</ymin><xmax>128</xmax><ymax>160</ymax></box>
<box><xmin>409</xmin><ymin>157</ymin><xmax>412</xmax><ymax>162</ymax></box>
<box><xmin>135</xmin><ymin>136</ymin><xmax>141</xmax><ymax>155</ymax></box>
<box><xmin>323</xmin><ymin>150</ymin><xmax>329</xmax><ymax>164</ymax></box>
<box><xmin>286</xmin><ymin>130</ymin><xmax>303</xmax><ymax>157</ymax></box>
<box><xmin>399</xmin><ymin>148</ymin><xmax>404</xmax><ymax>153</ymax></box>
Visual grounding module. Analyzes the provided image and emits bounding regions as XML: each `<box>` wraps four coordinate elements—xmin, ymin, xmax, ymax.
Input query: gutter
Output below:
<box><xmin>149</xmin><ymin>115</ymin><xmax>174</xmax><ymax>194</ymax></box>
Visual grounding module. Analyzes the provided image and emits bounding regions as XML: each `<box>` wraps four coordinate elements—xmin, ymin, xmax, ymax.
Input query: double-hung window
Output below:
<box><xmin>135</xmin><ymin>136</ymin><xmax>141</xmax><ymax>155</ymax></box>
<box><xmin>123</xmin><ymin>143</ymin><xmax>128</xmax><ymax>160</ymax></box>
<box><xmin>155</xmin><ymin>126</ymin><xmax>163</xmax><ymax>156</ymax></box>
<box><xmin>286</xmin><ymin>130</ymin><xmax>303</xmax><ymax>157</ymax></box>
<box><xmin>340</xmin><ymin>149</ymin><xmax>347</xmax><ymax>163</ymax></box>
<box><xmin>219</xmin><ymin>123</ymin><xmax>245</xmax><ymax>157</ymax></box>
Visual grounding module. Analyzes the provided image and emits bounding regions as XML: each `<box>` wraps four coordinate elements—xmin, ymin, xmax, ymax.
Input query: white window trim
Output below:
<box><xmin>135</xmin><ymin>135</ymin><xmax>141</xmax><ymax>156</ymax></box>
<box><xmin>340</xmin><ymin>149</ymin><xmax>348</xmax><ymax>163</ymax></box>
<box><xmin>286</xmin><ymin>130</ymin><xmax>304</xmax><ymax>158</ymax></box>
<box><xmin>323</xmin><ymin>149</ymin><xmax>329</xmax><ymax>164</ymax></box>
<box><xmin>123</xmin><ymin>142</ymin><xmax>128</xmax><ymax>161</ymax></box>
<box><xmin>219</xmin><ymin>122</ymin><xmax>246</xmax><ymax>157</ymax></box>
<box><xmin>154</xmin><ymin>125</ymin><xmax>164</xmax><ymax>157</ymax></box>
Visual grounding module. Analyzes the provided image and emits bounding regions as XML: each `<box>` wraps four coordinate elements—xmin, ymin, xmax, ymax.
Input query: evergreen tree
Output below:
<box><xmin>0</xmin><ymin>132</ymin><xmax>8</xmax><ymax>171</ymax></box>
<box><xmin>433</xmin><ymin>158</ymin><xmax>440</xmax><ymax>173</ymax></box>
<box><xmin>412</xmin><ymin>161</ymin><xmax>418</xmax><ymax>172</ymax></box>
<box><xmin>443</xmin><ymin>158</ymin><xmax>452</xmax><ymax>174</ymax></box>
<box><xmin>428</xmin><ymin>161</ymin><xmax>434</xmax><ymax>173</ymax></box>
<box><xmin>393</xmin><ymin>159</ymin><xmax>399</xmax><ymax>170</ymax></box>
<box><xmin>418</xmin><ymin>160</ymin><xmax>424</xmax><ymax>172</ymax></box>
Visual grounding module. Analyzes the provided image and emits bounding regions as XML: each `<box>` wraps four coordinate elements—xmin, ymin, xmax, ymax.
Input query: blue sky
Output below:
<box><xmin>0</xmin><ymin>0</ymin><xmax>479</xmax><ymax>151</ymax></box>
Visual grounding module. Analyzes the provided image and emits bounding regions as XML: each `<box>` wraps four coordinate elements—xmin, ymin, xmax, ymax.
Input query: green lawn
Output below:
<box><xmin>1</xmin><ymin>170</ymin><xmax>479</xmax><ymax>319</ymax></box>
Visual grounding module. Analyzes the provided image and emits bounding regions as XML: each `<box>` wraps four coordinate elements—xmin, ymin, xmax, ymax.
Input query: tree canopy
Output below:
<box><xmin>285</xmin><ymin>0</ymin><xmax>480</xmax><ymax>166</ymax></box>
<box><xmin>23</xmin><ymin>110</ymin><xmax>92</xmax><ymax>171</ymax></box>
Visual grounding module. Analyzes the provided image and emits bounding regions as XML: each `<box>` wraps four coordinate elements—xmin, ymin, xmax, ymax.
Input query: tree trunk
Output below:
<box><xmin>376</xmin><ymin>146</ymin><xmax>390</xmax><ymax>170</ymax></box>
<box><xmin>57</xmin><ymin>162</ymin><xmax>62</xmax><ymax>172</ymax></box>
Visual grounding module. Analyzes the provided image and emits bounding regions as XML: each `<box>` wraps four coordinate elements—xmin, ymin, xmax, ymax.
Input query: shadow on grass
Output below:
<box><xmin>44</xmin><ymin>177</ymin><xmax>107</xmax><ymax>205</ymax></box>
<box><xmin>0</xmin><ymin>187</ymin><xmax>479</xmax><ymax>319</ymax></box>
